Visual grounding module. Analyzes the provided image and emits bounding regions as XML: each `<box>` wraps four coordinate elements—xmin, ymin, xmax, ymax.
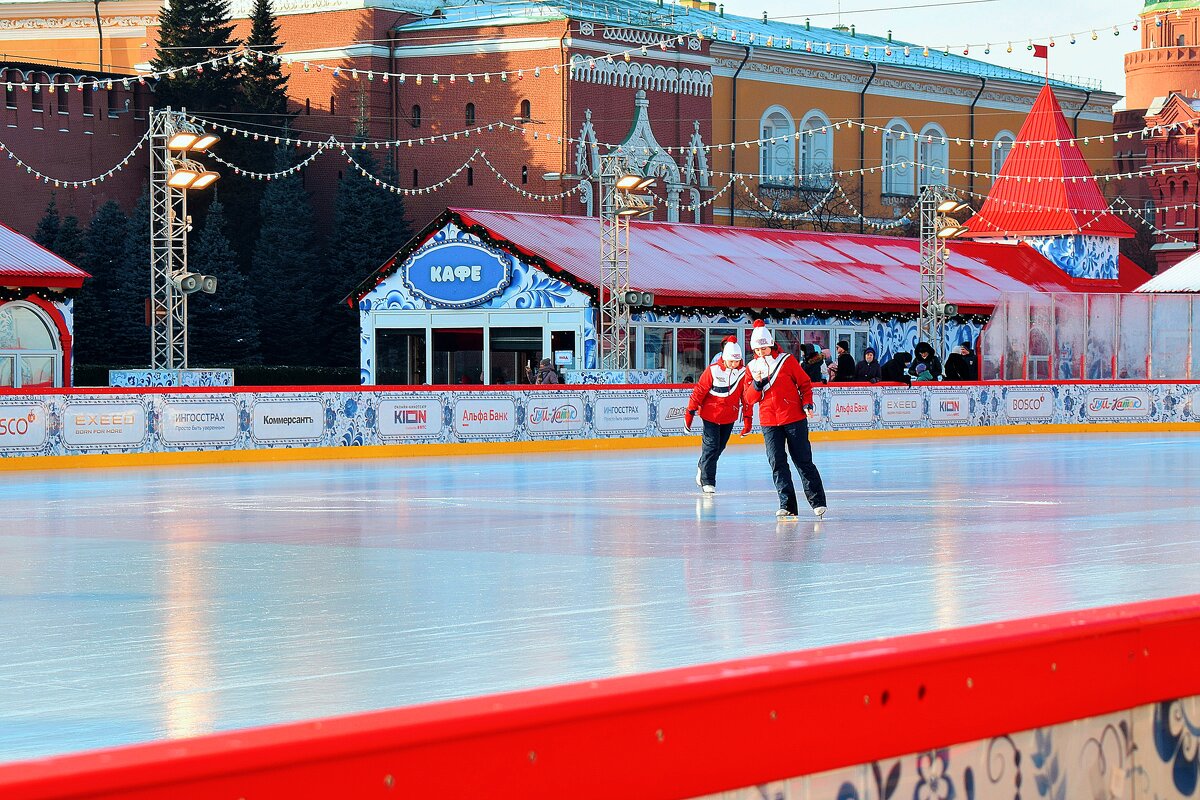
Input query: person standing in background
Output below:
<box><xmin>833</xmin><ymin>341</ymin><xmax>857</xmax><ymax>383</ymax></box>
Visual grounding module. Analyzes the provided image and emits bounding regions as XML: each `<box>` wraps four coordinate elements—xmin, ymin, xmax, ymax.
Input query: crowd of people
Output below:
<box><xmin>792</xmin><ymin>340</ymin><xmax>979</xmax><ymax>386</ymax></box>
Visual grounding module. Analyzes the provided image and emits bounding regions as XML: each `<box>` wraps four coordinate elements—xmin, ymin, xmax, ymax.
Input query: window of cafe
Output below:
<box><xmin>0</xmin><ymin>302</ymin><xmax>61</xmax><ymax>388</ymax></box>
<box><xmin>488</xmin><ymin>326</ymin><xmax>541</xmax><ymax>385</ymax></box>
<box><xmin>375</xmin><ymin>328</ymin><xmax>426</xmax><ymax>385</ymax></box>
<box><xmin>432</xmin><ymin>328</ymin><xmax>483</xmax><ymax>385</ymax></box>
<box><xmin>675</xmin><ymin>327</ymin><xmax>705</xmax><ymax>383</ymax></box>
<box><xmin>645</xmin><ymin>323</ymin><xmax>869</xmax><ymax>381</ymax></box>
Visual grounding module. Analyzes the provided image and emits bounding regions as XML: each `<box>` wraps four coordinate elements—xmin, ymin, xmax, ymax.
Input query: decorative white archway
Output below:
<box><xmin>0</xmin><ymin>301</ymin><xmax>62</xmax><ymax>388</ymax></box>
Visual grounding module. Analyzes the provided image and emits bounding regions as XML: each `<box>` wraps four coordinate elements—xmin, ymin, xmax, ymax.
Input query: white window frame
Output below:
<box><xmin>918</xmin><ymin>123</ymin><xmax>949</xmax><ymax>188</ymax></box>
<box><xmin>882</xmin><ymin>118</ymin><xmax>915</xmax><ymax>196</ymax></box>
<box><xmin>992</xmin><ymin>130</ymin><xmax>1016</xmax><ymax>176</ymax></box>
<box><xmin>758</xmin><ymin>105</ymin><xmax>796</xmax><ymax>182</ymax></box>
<box><xmin>799</xmin><ymin>110</ymin><xmax>833</xmax><ymax>188</ymax></box>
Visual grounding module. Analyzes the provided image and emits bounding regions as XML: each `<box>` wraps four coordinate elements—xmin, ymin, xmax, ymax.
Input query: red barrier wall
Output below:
<box><xmin>2</xmin><ymin>594</ymin><xmax>1199</xmax><ymax>800</ymax></box>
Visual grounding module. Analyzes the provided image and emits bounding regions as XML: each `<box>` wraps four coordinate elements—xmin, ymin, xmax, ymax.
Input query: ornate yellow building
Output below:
<box><xmin>0</xmin><ymin>0</ymin><xmax>1120</xmax><ymax>234</ymax></box>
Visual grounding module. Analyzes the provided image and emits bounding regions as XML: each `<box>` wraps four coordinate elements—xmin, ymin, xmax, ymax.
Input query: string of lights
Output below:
<box><xmin>0</xmin><ymin>130</ymin><xmax>150</xmax><ymax>188</ymax></box>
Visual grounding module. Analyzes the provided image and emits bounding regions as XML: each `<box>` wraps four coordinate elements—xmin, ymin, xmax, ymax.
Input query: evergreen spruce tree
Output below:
<box><xmin>149</xmin><ymin>0</ymin><xmax>242</xmax><ymax>112</ymax></box>
<box><xmin>111</xmin><ymin>189</ymin><xmax>153</xmax><ymax>366</ymax></box>
<box><xmin>188</xmin><ymin>199</ymin><xmax>261</xmax><ymax>366</ymax></box>
<box><xmin>252</xmin><ymin>147</ymin><xmax>320</xmax><ymax>365</ymax></box>
<box><xmin>242</xmin><ymin>0</ymin><xmax>291</xmax><ymax>127</ymax></box>
<box><xmin>53</xmin><ymin>215</ymin><xmax>86</xmax><ymax>265</ymax></box>
<box><xmin>319</xmin><ymin>152</ymin><xmax>414</xmax><ymax>368</ymax></box>
<box><xmin>74</xmin><ymin>202</ymin><xmax>129</xmax><ymax>365</ymax></box>
<box><xmin>33</xmin><ymin>195</ymin><xmax>61</xmax><ymax>251</ymax></box>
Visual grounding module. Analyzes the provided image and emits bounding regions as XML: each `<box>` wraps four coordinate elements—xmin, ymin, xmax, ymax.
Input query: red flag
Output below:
<box><xmin>1032</xmin><ymin>44</ymin><xmax>1048</xmax><ymax>58</ymax></box>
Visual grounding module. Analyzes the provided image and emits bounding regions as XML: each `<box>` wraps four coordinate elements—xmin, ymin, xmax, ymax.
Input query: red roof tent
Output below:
<box><xmin>355</xmin><ymin>208</ymin><xmax>1145</xmax><ymax>316</ymax></box>
<box><xmin>0</xmin><ymin>221</ymin><xmax>90</xmax><ymax>288</ymax></box>
<box><xmin>961</xmin><ymin>84</ymin><xmax>1134</xmax><ymax>239</ymax></box>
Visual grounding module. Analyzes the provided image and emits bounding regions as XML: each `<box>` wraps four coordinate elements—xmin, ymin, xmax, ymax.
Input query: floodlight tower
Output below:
<box><xmin>148</xmin><ymin>107</ymin><xmax>220</xmax><ymax>369</ymax></box>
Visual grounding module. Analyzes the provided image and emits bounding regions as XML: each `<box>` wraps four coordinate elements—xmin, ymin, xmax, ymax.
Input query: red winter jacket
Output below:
<box><xmin>743</xmin><ymin>352</ymin><xmax>814</xmax><ymax>427</ymax></box>
<box><xmin>687</xmin><ymin>363</ymin><xmax>751</xmax><ymax>425</ymax></box>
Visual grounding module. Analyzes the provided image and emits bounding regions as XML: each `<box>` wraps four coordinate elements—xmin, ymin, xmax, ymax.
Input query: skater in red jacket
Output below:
<box><xmin>742</xmin><ymin>320</ymin><xmax>828</xmax><ymax>519</ymax></box>
<box><xmin>686</xmin><ymin>336</ymin><xmax>752</xmax><ymax>494</ymax></box>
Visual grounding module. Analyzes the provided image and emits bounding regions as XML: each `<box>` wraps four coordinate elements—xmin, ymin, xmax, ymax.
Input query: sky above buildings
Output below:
<box><xmin>729</xmin><ymin>0</ymin><xmax>1139</xmax><ymax>100</ymax></box>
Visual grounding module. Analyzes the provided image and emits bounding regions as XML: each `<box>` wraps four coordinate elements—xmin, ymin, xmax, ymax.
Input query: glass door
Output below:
<box><xmin>489</xmin><ymin>327</ymin><xmax>542</xmax><ymax>384</ymax></box>
<box><xmin>375</xmin><ymin>328</ymin><xmax>427</xmax><ymax>385</ymax></box>
<box><xmin>432</xmin><ymin>329</ymin><xmax>484</xmax><ymax>385</ymax></box>
<box><xmin>549</xmin><ymin>329</ymin><xmax>576</xmax><ymax>374</ymax></box>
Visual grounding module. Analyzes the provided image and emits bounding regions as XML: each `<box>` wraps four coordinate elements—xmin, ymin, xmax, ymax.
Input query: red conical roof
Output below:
<box><xmin>961</xmin><ymin>84</ymin><xmax>1133</xmax><ymax>239</ymax></box>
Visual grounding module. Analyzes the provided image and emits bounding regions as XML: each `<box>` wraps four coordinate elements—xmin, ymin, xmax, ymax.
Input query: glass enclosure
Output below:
<box><xmin>979</xmin><ymin>292</ymin><xmax>1196</xmax><ymax>380</ymax></box>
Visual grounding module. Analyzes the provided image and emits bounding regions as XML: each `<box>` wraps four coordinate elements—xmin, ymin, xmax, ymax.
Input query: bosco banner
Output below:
<box><xmin>1004</xmin><ymin>390</ymin><xmax>1054</xmax><ymax>422</ymax></box>
<box><xmin>0</xmin><ymin>402</ymin><xmax>48</xmax><ymax>451</ymax></box>
<box><xmin>654</xmin><ymin>392</ymin><xmax>692</xmax><ymax>434</ymax></box>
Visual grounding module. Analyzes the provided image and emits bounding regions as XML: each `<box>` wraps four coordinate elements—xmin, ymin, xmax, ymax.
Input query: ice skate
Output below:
<box><xmin>776</xmin><ymin>508</ymin><xmax>799</xmax><ymax>520</ymax></box>
<box><xmin>696</xmin><ymin>468</ymin><xmax>702</xmax><ymax>488</ymax></box>
<box><xmin>813</xmin><ymin>506</ymin><xmax>827</xmax><ymax>518</ymax></box>
<box><xmin>702</xmin><ymin>485</ymin><xmax>716</xmax><ymax>494</ymax></box>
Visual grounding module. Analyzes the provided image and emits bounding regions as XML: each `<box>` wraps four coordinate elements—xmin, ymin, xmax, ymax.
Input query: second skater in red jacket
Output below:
<box><xmin>686</xmin><ymin>336</ymin><xmax>752</xmax><ymax>494</ymax></box>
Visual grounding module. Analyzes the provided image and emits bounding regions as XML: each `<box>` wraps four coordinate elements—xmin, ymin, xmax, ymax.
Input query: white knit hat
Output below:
<box><xmin>721</xmin><ymin>336</ymin><xmax>743</xmax><ymax>362</ymax></box>
<box><xmin>749</xmin><ymin>319</ymin><xmax>774</xmax><ymax>350</ymax></box>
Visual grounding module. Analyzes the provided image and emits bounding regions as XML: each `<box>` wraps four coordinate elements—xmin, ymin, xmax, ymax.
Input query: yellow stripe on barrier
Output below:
<box><xmin>0</xmin><ymin>422</ymin><xmax>1195</xmax><ymax>472</ymax></box>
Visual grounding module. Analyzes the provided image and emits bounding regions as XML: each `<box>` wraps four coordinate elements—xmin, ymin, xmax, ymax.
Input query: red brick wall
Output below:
<box><xmin>0</xmin><ymin>70</ymin><xmax>149</xmax><ymax>236</ymax></box>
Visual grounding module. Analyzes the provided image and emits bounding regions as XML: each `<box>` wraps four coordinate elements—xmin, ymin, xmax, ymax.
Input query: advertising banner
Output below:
<box><xmin>0</xmin><ymin>402</ymin><xmax>48</xmax><ymax>451</ymax></box>
<box><xmin>828</xmin><ymin>392</ymin><xmax>875</xmax><ymax>428</ymax></box>
<box><xmin>526</xmin><ymin>395</ymin><xmax>585</xmax><ymax>436</ymax></box>
<box><xmin>928</xmin><ymin>392</ymin><xmax>971</xmax><ymax>425</ymax></box>
<box><xmin>378</xmin><ymin>398</ymin><xmax>443</xmax><ymax>439</ymax></box>
<box><xmin>161</xmin><ymin>401</ymin><xmax>240</xmax><ymax>446</ymax></box>
<box><xmin>1004</xmin><ymin>389</ymin><xmax>1055</xmax><ymax>422</ymax></box>
<box><xmin>880</xmin><ymin>391</ymin><xmax>924</xmax><ymax>426</ymax></box>
<box><xmin>1084</xmin><ymin>389</ymin><xmax>1152</xmax><ymax>420</ymax></box>
<box><xmin>251</xmin><ymin>400</ymin><xmax>325</xmax><ymax>443</ymax></box>
<box><xmin>593</xmin><ymin>396</ymin><xmax>650</xmax><ymax>434</ymax></box>
<box><xmin>62</xmin><ymin>402</ymin><xmax>148</xmax><ymax>449</ymax></box>
<box><xmin>454</xmin><ymin>397</ymin><xmax>517</xmax><ymax>437</ymax></box>
<box><xmin>655</xmin><ymin>392</ymin><xmax>693</xmax><ymax>433</ymax></box>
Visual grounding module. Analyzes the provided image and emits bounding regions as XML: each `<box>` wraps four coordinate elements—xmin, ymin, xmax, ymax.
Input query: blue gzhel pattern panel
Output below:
<box><xmin>0</xmin><ymin>383</ymin><xmax>1196</xmax><ymax>459</ymax></box>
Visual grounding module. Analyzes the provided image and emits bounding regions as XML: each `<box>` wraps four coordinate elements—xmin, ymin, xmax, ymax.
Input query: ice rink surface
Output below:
<box><xmin>2</xmin><ymin>431</ymin><xmax>1199</xmax><ymax>762</ymax></box>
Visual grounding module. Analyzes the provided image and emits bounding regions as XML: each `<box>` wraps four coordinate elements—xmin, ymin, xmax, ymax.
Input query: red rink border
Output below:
<box><xmin>1</xmin><ymin>594</ymin><xmax>1198</xmax><ymax>800</ymax></box>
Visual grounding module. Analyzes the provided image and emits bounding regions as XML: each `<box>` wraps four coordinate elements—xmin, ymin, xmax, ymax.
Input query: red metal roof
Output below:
<box><xmin>962</xmin><ymin>84</ymin><xmax>1134</xmax><ymax>239</ymax></box>
<box><xmin>0</xmin><ymin>221</ymin><xmax>90</xmax><ymax>287</ymax></box>
<box><xmin>356</xmin><ymin>209</ymin><xmax>1143</xmax><ymax>314</ymax></box>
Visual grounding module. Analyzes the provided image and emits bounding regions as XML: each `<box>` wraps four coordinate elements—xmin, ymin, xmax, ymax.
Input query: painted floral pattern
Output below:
<box><xmin>1154</xmin><ymin>699</ymin><xmax>1200</xmax><ymax>796</ymax></box>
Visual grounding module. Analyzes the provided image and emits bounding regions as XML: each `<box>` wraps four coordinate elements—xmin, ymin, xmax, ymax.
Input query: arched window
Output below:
<box><xmin>3</xmin><ymin>70</ymin><xmax>15</xmax><ymax>109</ymax></box>
<box><xmin>330</xmin><ymin>95</ymin><xmax>336</xmax><ymax>116</ymax></box>
<box><xmin>411</xmin><ymin>104</ymin><xmax>421</xmax><ymax>128</ymax></box>
<box><xmin>1179</xmin><ymin>33</ymin><xmax>1187</xmax><ymax>46</ymax></box>
<box><xmin>412</xmin><ymin>169</ymin><xmax>419</xmax><ymax>187</ymax></box>
<box><xmin>0</xmin><ymin>301</ymin><xmax>61</xmax><ymax>388</ymax></box>
<box><xmin>918</xmin><ymin>123</ymin><xmax>949</xmax><ymax>188</ymax></box>
<box><xmin>31</xmin><ymin>77</ymin><xmax>45</xmax><ymax>114</ymax></box>
<box><xmin>799</xmin><ymin>110</ymin><xmax>833</xmax><ymax>188</ymax></box>
<box><xmin>467</xmin><ymin>166</ymin><xmax>474</xmax><ymax>186</ymax></box>
<box><xmin>991</xmin><ymin>131</ymin><xmax>1016</xmax><ymax>176</ymax></box>
<box><xmin>521</xmin><ymin>165</ymin><xmax>528</xmax><ymax>184</ymax></box>
<box><xmin>519</xmin><ymin>99</ymin><xmax>531</xmax><ymax>122</ymax></box>
<box><xmin>759</xmin><ymin>105</ymin><xmax>795</xmax><ymax>181</ymax></box>
<box><xmin>55</xmin><ymin>77</ymin><xmax>69</xmax><ymax>115</ymax></box>
<box><xmin>465</xmin><ymin>103</ymin><xmax>475</xmax><ymax>126</ymax></box>
<box><xmin>881</xmin><ymin>119</ymin><xmax>914</xmax><ymax>196</ymax></box>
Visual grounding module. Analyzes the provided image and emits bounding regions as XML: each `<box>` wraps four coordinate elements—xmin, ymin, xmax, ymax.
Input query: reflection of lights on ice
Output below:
<box><xmin>161</xmin><ymin>538</ymin><xmax>216</xmax><ymax>739</ymax></box>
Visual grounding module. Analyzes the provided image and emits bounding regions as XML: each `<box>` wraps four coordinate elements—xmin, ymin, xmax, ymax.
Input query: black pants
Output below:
<box><xmin>697</xmin><ymin>419</ymin><xmax>734</xmax><ymax>487</ymax></box>
<box><xmin>762</xmin><ymin>419</ymin><xmax>827</xmax><ymax>514</ymax></box>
